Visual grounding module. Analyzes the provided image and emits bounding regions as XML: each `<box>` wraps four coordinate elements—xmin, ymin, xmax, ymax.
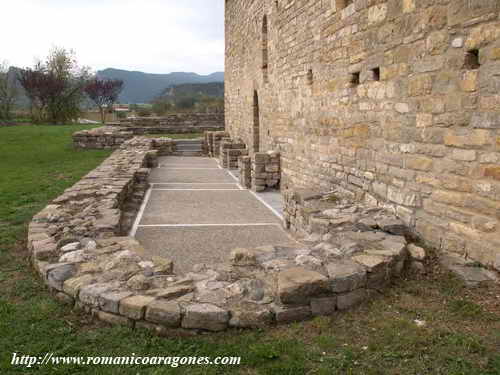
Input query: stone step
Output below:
<box><xmin>172</xmin><ymin>151</ymin><xmax>205</xmax><ymax>157</ymax></box>
<box><xmin>176</xmin><ymin>145</ymin><xmax>203</xmax><ymax>150</ymax></box>
<box><xmin>175</xmin><ymin>139</ymin><xmax>203</xmax><ymax>145</ymax></box>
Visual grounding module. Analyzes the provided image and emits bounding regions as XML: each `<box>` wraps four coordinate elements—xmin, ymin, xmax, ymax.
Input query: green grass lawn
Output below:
<box><xmin>0</xmin><ymin>125</ymin><xmax>499</xmax><ymax>374</ymax></box>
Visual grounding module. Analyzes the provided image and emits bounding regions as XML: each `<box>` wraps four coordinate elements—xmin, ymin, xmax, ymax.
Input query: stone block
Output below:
<box><xmin>62</xmin><ymin>274</ymin><xmax>96</xmax><ymax>298</ymax></box>
<box><xmin>119</xmin><ymin>295</ymin><xmax>155</xmax><ymax>320</ymax></box>
<box><xmin>337</xmin><ymin>289</ymin><xmax>367</xmax><ymax>310</ymax></box>
<box><xmin>182</xmin><ymin>304</ymin><xmax>229</xmax><ymax>331</ymax></box>
<box><xmin>327</xmin><ymin>260</ymin><xmax>367</xmax><ymax>293</ymax></box>
<box><xmin>352</xmin><ymin>254</ymin><xmax>389</xmax><ymax>273</ymax></box>
<box><xmin>145</xmin><ymin>300</ymin><xmax>181</xmax><ymax>327</ymax></box>
<box><xmin>79</xmin><ymin>282</ymin><xmax>118</xmax><ymax>307</ymax></box>
<box><xmin>47</xmin><ymin>264</ymin><xmax>77</xmax><ymax>291</ymax></box>
<box><xmin>278</xmin><ymin>267</ymin><xmax>330</xmax><ymax>304</ymax></box>
<box><xmin>311</xmin><ymin>297</ymin><xmax>337</xmax><ymax>316</ymax></box>
<box><xmin>272</xmin><ymin>304</ymin><xmax>311</xmax><ymax>323</ymax></box>
<box><xmin>99</xmin><ymin>291</ymin><xmax>134</xmax><ymax>314</ymax></box>
<box><xmin>408</xmin><ymin>244</ymin><xmax>426</xmax><ymax>261</ymax></box>
<box><xmin>229</xmin><ymin>305</ymin><xmax>274</xmax><ymax>328</ymax></box>
<box><xmin>97</xmin><ymin>311</ymin><xmax>134</xmax><ymax>328</ymax></box>
<box><xmin>230</xmin><ymin>248</ymin><xmax>257</xmax><ymax>266</ymax></box>
<box><xmin>156</xmin><ymin>285</ymin><xmax>194</xmax><ymax>300</ymax></box>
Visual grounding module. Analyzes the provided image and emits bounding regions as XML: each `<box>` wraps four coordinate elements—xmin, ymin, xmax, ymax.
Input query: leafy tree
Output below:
<box><xmin>18</xmin><ymin>47</ymin><xmax>90</xmax><ymax>124</ymax></box>
<box><xmin>0</xmin><ymin>62</ymin><xmax>18</xmax><ymax>121</ymax></box>
<box><xmin>84</xmin><ymin>78</ymin><xmax>124</xmax><ymax>123</ymax></box>
<box><xmin>175</xmin><ymin>96</ymin><xmax>196</xmax><ymax>110</ymax></box>
<box><xmin>152</xmin><ymin>99</ymin><xmax>173</xmax><ymax>116</ymax></box>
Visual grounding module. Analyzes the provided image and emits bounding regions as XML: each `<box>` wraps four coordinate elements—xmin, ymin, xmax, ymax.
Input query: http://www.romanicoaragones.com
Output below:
<box><xmin>11</xmin><ymin>352</ymin><xmax>242</xmax><ymax>369</ymax></box>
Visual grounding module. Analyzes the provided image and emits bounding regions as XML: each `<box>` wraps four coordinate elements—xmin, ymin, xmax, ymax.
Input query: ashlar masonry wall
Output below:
<box><xmin>225</xmin><ymin>0</ymin><xmax>500</xmax><ymax>269</ymax></box>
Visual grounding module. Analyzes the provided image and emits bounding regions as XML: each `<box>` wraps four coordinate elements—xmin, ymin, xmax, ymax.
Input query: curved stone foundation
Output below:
<box><xmin>28</xmin><ymin>137</ymin><xmax>421</xmax><ymax>334</ymax></box>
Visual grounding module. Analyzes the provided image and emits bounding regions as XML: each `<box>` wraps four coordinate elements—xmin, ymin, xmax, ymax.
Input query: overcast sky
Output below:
<box><xmin>2</xmin><ymin>0</ymin><xmax>224</xmax><ymax>75</ymax></box>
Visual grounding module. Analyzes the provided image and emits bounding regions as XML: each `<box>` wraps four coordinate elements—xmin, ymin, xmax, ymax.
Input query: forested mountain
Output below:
<box><xmin>97</xmin><ymin>68</ymin><xmax>224</xmax><ymax>103</ymax></box>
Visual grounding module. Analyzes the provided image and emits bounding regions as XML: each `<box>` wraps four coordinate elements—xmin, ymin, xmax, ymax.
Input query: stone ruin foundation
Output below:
<box><xmin>26</xmin><ymin>133</ymin><xmax>466</xmax><ymax>335</ymax></box>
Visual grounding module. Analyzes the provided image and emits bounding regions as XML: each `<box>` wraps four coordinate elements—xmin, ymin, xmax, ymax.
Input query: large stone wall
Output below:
<box><xmin>225</xmin><ymin>0</ymin><xmax>500</xmax><ymax>270</ymax></box>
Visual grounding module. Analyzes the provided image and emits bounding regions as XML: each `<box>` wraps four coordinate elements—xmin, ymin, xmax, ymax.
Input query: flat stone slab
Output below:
<box><xmin>140</xmin><ymin>190</ymin><xmax>282</xmax><ymax>225</ymax></box>
<box><xmin>159</xmin><ymin>156</ymin><xmax>214</xmax><ymax>162</ymax></box>
<box><xmin>149</xmin><ymin>168</ymin><xmax>236</xmax><ymax>183</ymax></box>
<box><xmin>152</xmin><ymin>183</ymin><xmax>241</xmax><ymax>190</ymax></box>
<box><xmin>440</xmin><ymin>254</ymin><xmax>498</xmax><ymax>286</ymax></box>
<box><xmin>135</xmin><ymin>225</ymin><xmax>298</xmax><ymax>274</ymax></box>
<box><xmin>158</xmin><ymin>156</ymin><xmax>218</xmax><ymax>167</ymax></box>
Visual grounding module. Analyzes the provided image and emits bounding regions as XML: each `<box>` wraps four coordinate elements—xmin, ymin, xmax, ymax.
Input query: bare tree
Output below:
<box><xmin>0</xmin><ymin>62</ymin><xmax>18</xmax><ymax>121</ymax></box>
<box><xmin>84</xmin><ymin>78</ymin><xmax>124</xmax><ymax>123</ymax></box>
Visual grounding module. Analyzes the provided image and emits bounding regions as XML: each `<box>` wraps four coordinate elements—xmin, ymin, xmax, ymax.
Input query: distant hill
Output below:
<box><xmin>97</xmin><ymin>68</ymin><xmax>224</xmax><ymax>104</ymax></box>
<box><xmin>159</xmin><ymin>82</ymin><xmax>224</xmax><ymax>99</ymax></box>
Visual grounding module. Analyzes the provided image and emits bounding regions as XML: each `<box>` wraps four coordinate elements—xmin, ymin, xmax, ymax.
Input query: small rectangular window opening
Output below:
<box><xmin>464</xmin><ymin>50</ymin><xmax>480</xmax><ymax>70</ymax></box>
<box><xmin>372</xmin><ymin>67</ymin><xmax>380</xmax><ymax>81</ymax></box>
<box><xmin>350</xmin><ymin>72</ymin><xmax>360</xmax><ymax>86</ymax></box>
<box><xmin>307</xmin><ymin>69</ymin><xmax>313</xmax><ymax>85</ymax></box>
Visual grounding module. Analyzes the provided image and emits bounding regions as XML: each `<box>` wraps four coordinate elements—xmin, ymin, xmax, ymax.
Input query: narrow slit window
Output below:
<box><xmin>464</xmin><ymin>49</ymin><xmax>480</xmax><ymax>70</ymax></box>
<box><xmin>350</xmin><ymin>72</ymin><xmax>360</xmax><ymax>86</ymax></box>
<box><xmin>372</xmin><ymin>67</ymin><xmax>380</xmax><ymax>81</ymax></box>
<box><xmin>262</xmin><ymin>16</ymin><xmax>269</xmax><ymax>83</ymax></box>
<box><xmin>307</xmin><ymin>69</ymin><xmax>313</xmax><ymax>85</ymax></box>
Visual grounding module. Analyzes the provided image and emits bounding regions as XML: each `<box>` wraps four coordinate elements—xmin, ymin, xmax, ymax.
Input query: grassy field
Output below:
<box><xmin>0</xmin><ymin>125</ymin><xmax>499</xmax><ymax>374</ymax></box>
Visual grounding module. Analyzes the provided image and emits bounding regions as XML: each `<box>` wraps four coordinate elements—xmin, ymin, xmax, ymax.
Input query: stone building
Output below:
<box><xmin>224</xmin><ymin>0</ymin><xmax>500</xmax><ymax>270</ymax></box>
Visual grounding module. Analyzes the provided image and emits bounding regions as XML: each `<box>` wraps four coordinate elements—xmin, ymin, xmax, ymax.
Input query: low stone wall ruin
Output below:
<box><xmin>205</xmin><ymin>131</ymin><xmax>230</xmax><ymax>157</ymax></box>
<box><xmin>218</xmin><ymin>138</ymin><xmax>247</xmax><ymax>169</ymax></box>
<box><xmin>252</xmin><ymin>151</ymin><xmax>281</xmax><ymax>192</ymax></box>
<box><xmin>28</xmin><ymin>136</ymin><xmax>426</xmax><ymax>334</ymax></box>
<box><xmin>73</xmin><ymin>127</ymin><xmax>135</xmax><ymax>150</ymax></box>
<box><xmin>73</xmin><ymin>127</ymin><xmax>178</xmax><ymax>154</ymax></box>
<box><xmin>110</xmin><ymin>113</ymin><xmax>224</xmax><ymax>135</ymax></box>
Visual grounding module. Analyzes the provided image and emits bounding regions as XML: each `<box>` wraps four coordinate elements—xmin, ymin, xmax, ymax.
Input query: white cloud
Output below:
<box><xmin>1</xmin><ymin>0</ymin><xmax>224</xmax><ymax>74</ymax></box>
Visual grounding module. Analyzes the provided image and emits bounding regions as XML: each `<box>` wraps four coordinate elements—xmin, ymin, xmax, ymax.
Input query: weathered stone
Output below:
<box><xmin>47</xmin><ymin>264</ymin><xmax>77</xmax><ymax>291</ymax></box>
<box><xmin>410</xmin><ymin>261</ymin><xmax>426</xmax><ymax>274</ymax></box>
<box><xmin>408</xmin><ymin>244</ymin><xmax>426</xmax><ymax>261</ymax></box>
<box><xmin>156</xmin><ymin>285</ymin><xmax>194</xmax><ymax>300</ymax></box>
<box><xmin>59</xmin><ymin>250</ymin><xmax>89</xmax><ymax>264</ymax></box>
<box><xmin>63</xmin><ymin>274</ymin><xmax>97</xmax><ymax>298</ymax></box>
<box><xmin>229</xmin><ymin>305</ymin><xmax>274</xmax><ymax>328</ymax></box>
<box><xmin>295</xmin><ymin>255</ymin><xmax>323</xmax><ymax>269</ymax></box>
<box><xmin>440</xmin><ymin>254</ymin><xmax>498</xmax><ymax>286</ymax></box>
<box><xmin>97</xmin><ymin>311</ymin><xmax>133</xmax><ymax>328</ymax></box>
<box><xmin>182</xmin><ymin>304</ymin><xmax>229</xmax><ymax>331</ymax></box>
<box><xmin>378</xmin><ymin>237</ymin><xmax>407</xmax><ymax>258</ymax></box>
<box><xmin>327</xmin><ymin>260</ymin><xmax>367</xmax><ymax>293</ymax></box>
<box><xmin>311</xmin><ymin>297</ymin><xmax>337</xmax><ymax>316</ymax></box>
<box><xmin>230</xmin><ymin>248</ymin><xmax>257</xmax><ymax>266</ymax></box>
<box><xmin>272</xmin><ymin>304</ymin><xmax>311</xmax><ymax>323</ymax></box>
<box><xmin>119</xmin><ymin>295</ymin><xmax>155</xmax><ymax>320</ymax></box>
<box><xmin>278</xmin><ymin>267</ymin><xmax>329</xmax><ymax>304</ymax></box>
<box><xmin>127</xmin><ymin>274</ymin><xmax>151</xmax><ymax>290</ymax></box>
<box><xmin>79</xmin><ymin>283</ymin><xmax>118</xmax><ymax>307</ymax></box>
<box><xmin>377</xmin><ymin>217</ymin><xmax>407</xmax><ymax>235</ymax></box>
<box><xmin>151</xmin><ymin>256</ymin><xmax>174</xmax><ymax>275</ymax></box>
<box><xmin>61</xmin><ymin>242</ymin><xmax>81</xmax><ymax>252</ymax></box>
<box><xmin>352</xmin><ymin>254</ymin><xmax>389</xmax><ymax>273</ymax></box>
<box><xmin>145</xmin><ymin>300</ymin><xmax>181</xmax><ymax>327</ymax></box>
<box><xmin>337</xmin><ymin>289</ymin><xmax>367</xmax><ymax>310</ymax></box>
<box><xmin>99</xmin><ymin>291</ymin><xmax>134</xmax><ymax>314</ymax></box>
